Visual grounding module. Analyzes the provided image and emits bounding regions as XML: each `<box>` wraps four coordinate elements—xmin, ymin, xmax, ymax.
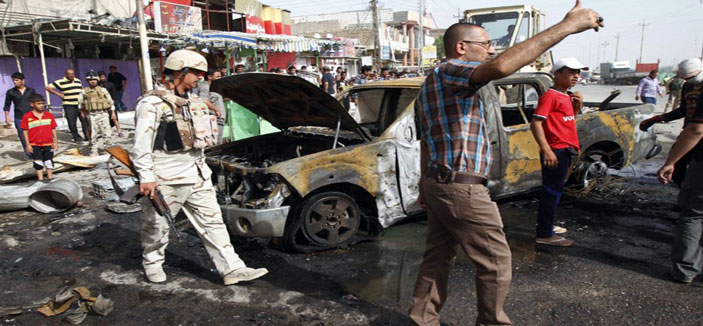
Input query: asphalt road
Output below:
<box><xmin>0</xmin><ymin>84</ymin><xmax>700</xmax><ymax>326</ymax></box>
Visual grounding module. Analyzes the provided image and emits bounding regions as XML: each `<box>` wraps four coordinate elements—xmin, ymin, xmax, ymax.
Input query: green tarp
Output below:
<box><xmin>222</xmin><ymin>101</ymin><xmax>279</xmax><ymax>141</ymax></box>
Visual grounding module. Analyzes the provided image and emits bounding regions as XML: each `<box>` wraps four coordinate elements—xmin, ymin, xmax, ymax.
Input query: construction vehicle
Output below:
<box><xmin>461</xmin><ymin>5</ymin><xmax>553</xmax><ymax>72</ymax></box>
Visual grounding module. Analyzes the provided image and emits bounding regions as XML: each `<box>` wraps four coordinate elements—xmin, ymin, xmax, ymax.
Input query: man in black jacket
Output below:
<box><xmin>4</xmin><ymin>72</ymin><xmax>37</xmax><ymax>157</ymax></box>
<box><xmin>98</xmin><ymin>71</ymin><xmax>123</xmax><ymax>137</ymax></box>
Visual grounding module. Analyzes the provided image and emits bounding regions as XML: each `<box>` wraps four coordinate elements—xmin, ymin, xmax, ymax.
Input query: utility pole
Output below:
<box><xmin>453</xmin><ymin>8</ymin><xmax>463</xmax><ymax>22</ymax></box>
<box><xmin>370</xmin><ymin>0</ymin><xmax>380</xmax><ymax>67</ymax></box>
<box><xmin>137</xmin><ymin>0</ymin><xmax>153</xmax><ymax>90</ymax></box>
<box><xmin>613</xmin><ymin>33</ymin><xmax>621</xmax><ymax>61</ymax></box>
<box><xmin>601</xmin><ymin>41</ymin><xmax>609</xmax><ymax>64</ymax></box>
<box><xmin>587</xmin><ymin>41</ymin><xmax>591</xmax><ymax>67</ymax></box>
<box><xmin>638</xmin><ymin>19</ymin><xmax>649</xmax><ymax>63</ymax></box>
<box><xmin>419</xmin><ymin>0</ymin><xmax>424</xmax><ymax>72</ymax></box>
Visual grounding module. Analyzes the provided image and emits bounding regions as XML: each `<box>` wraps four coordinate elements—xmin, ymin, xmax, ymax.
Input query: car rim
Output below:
<box><xmin>581</xmin><ymin>160</ymin><xmax>608</xmax><ymax>188</ymax></box>
<box><xmin>302</xmin><ymin>195</ymin><xmax>360</xmax><ymax>246</ymax></box>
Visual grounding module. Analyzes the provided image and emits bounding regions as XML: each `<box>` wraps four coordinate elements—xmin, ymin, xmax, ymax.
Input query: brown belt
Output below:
<box><xmin>426</xmin><ymin>167</ymin><xmax>487</xmax><ymax>185</ymax></box>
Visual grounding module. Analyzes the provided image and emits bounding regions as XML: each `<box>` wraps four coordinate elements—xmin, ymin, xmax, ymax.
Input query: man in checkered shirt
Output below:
<box><xmin>408</xmin><ymin>1</ymin><xmax>605</xmax><ymax>325</ymax></box>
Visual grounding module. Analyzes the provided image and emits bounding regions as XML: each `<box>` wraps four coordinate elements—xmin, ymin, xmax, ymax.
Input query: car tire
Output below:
<box><xmin>572</xmin><ymin>150</ymin><xmax>609</xmax><ymax>189</ymax></box>
<box><xmin>281</xmin><ymin>191</ymin><xmax>361</xmax><ymax>252</ymax></box>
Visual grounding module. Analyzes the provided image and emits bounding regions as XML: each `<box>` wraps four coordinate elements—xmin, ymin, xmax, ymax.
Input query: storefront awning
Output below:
<box><xmin>182</xmin><ymin>31</ymin><xmax>343</xmax><ymax>53</ymax></box>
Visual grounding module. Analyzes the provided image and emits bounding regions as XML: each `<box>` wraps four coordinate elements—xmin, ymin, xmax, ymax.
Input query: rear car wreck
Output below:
<box><xmin>208</xmin><ymin>73</ymin><xmax>659</xmax><ymax>252</ymax></box>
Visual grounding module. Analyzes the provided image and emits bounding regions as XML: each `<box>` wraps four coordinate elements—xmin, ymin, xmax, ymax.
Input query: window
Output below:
<box><xmin>495</xmin><ymin>83</ymin><xmax>541</xmax><ymax>127</ymax></box>
<box><xmin>515</xmin><ymin>15</ymin><xmax>529</xmax><ymax>44</ymax></box>
<box><xmin>340</xmin><ymin>88</ymin><xmax>420</xmax><ymax>137</ymax></box>
<box><xmin>468</xmin><ymin>12</ymin><xmax>519</xmax><ymax>49</ymax></box>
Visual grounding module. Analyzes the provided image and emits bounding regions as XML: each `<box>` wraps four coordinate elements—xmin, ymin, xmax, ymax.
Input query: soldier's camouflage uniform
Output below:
<box><xmin>78</xmin><ymin>86</ymin><xmax>113</xmax><ymax>150</ymax></box>
<box><xmin>132</xmin><ymin>90</ymin><xmax>243</xmax><ymax>277</ymax></box>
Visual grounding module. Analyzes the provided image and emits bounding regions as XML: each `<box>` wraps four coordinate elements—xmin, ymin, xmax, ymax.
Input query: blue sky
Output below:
<box><xmin>264</xmin><ymin>0</ymin><xmax>703</xmax><ymax>70</ymax></box>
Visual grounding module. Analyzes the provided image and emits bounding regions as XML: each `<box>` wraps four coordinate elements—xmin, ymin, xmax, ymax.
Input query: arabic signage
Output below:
<box><xmin>153</xmin><ymin>1</ymin><xmax>203</xmax><ymax>34</ymax></box>
<box><xmin>246</xmin><ymin>15</ymin><xmax>265</xmax><ymax>34</ymax></box>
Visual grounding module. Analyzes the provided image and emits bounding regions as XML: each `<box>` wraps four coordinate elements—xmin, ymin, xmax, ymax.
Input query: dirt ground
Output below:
<box><xmin>1</xmin><ymin>87</ymin><xmax>702</xmax><ymax>326</ymax></box>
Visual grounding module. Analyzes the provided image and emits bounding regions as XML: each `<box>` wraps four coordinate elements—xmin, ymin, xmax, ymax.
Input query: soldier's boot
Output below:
<box><xmin>223</xmin><ymin>267</ymin><xmax>268</xmax><ymax>285</ymax></box>
<box><xmin>145</xmin><ymin>266</ymin><xmax>167</xmax><ymax>283</ymax></box>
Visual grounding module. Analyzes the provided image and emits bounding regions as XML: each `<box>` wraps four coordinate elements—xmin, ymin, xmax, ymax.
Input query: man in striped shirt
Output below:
<box><xmin>408</xmin><ymin>1</ymin><xmax>604</xmax><ymax>325</ymax></box>
<box><xmin>47</xmin><ymin>68</ymin><xmax>88</xmax><ymax>143</ymax></box>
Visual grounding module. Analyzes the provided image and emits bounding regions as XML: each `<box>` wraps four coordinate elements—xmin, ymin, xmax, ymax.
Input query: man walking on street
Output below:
<box><xmin>79</xmin><ymin>70</ymin><xmax>114</xmax><ymax>154</ymax></box>
<box><xmin>409</xmin><ymin>1</ymin><xmax>604</xmax><ymax>325</ymax></box>
<box><xmin>108</xmin><ymin>66</ymin><xmax>128</xmax><ymax>112</ymax></box>
<box><xmin>665</xmin><ymin>75</ymin><xmax>685</xmax><ymax>113</ymax></box>
<box><xmin>4</xmin><ymin>72</ymin><xmax>37</xmax><ymax>157</ymax></box>
<box><xmin>98</xmin><ymin>71</ymin><xmax>123</xmax><ymax>137</ymax></box>
<box><xmin>530</xmin><ymin>57</ymin><xmax>586</xmax><ymax>247</ymax></box>
<box><xmin>657</xmin><ymin>58</ymin><xmax>703</xmax><ymax>284</ymax></box>
<box><xmin>133</xmin><ymin>49</ymin><xmax>267</xmax><ymax>285</ymax></box>
<box><xmin>321</xmin><ymin>66</ymin><xmax>336</xmax><ymax>95</ymax></box>
<box><xmin>635</xmin><ymin>70</ymin><xmax>664</xmax><ymax>105</ymax></box>
<box><xmin>47</xmin><ymin>68</ymin><xmax>88</xmax><ymax>143</ymax></box>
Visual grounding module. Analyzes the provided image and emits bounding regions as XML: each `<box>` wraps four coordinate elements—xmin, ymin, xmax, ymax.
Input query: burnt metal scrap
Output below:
<box><xmin>0</xmin><ymin>179</ymin><xmax>83</xmax><ymax>213</ymax></box>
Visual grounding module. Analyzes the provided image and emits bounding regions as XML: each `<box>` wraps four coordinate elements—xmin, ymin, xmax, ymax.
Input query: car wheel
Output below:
<box><xmin>282</xmin><ymin>192</ymin><xmax>361</xmax><ymax>252</ymax></box>
<box><xmin>573</xmin><ymin>150</ymin><xmax>609</xmax><ymax>189</ymax></box>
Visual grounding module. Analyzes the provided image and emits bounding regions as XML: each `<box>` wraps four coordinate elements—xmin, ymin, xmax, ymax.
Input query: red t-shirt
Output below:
<box><xmin>20</xmin><ymin>111</ymin><xmax>57</xmax><ymax>146</ymax></box>
<box><xmin>533</xmin><ymin>89</ymin><xmax>580</xmax><ymax>150</ymax></box>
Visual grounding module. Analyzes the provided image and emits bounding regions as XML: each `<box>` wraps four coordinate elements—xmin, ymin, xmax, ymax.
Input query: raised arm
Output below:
<box><xmin>471</xmin><ymin>0</ymin><xmax>603</xmax><ymax>84</ymax></box>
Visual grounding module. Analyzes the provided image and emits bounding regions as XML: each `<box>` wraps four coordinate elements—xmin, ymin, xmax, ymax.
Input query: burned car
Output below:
<box><xmin>207</xmin><ymin>73</ymin><xmax>660</xmax><ymax>252</ymax></box>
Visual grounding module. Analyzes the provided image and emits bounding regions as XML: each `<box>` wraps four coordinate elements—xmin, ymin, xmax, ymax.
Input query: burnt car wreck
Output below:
<box><xmin>207</xmin><ymin>73</ymin><xmax>660</xmax><ymax>252</ymax></box>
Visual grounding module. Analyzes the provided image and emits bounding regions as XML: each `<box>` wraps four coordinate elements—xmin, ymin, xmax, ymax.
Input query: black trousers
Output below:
<box><xmin>536</xmin><ymin>148</ymin><xmax>573</xmax><ymax>238</ymax></box>
<box><xmin>63</xmin><ymin>105</ymin><xmax>89</xmax><ymax>141</ymax></box>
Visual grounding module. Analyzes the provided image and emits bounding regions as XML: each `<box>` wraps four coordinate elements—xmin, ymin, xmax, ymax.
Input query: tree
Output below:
<box><xmin>434</xmin><ymin>35</ymin><xmax>445</xmax><ymax>60</ymax></box>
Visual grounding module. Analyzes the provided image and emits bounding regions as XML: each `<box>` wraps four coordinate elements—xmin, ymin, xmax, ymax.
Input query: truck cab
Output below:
<box><xmin>462</xmin><ymin>5</ymin><xmax>553</xmax><ymax>72</ymax></box>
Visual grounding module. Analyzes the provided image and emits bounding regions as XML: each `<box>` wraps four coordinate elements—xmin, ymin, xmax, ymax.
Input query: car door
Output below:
<box><xmin>493</xmin><ymin>81</ymin><xmax>544</xmax><ymax>195</ymax></box>
<box><xmin>380</xmin><ymin>88</ymin><xmax>422</xmax><ymax>214</ymax></box>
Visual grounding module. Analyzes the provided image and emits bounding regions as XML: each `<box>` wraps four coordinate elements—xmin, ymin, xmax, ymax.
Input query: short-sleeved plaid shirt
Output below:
<box><xmin>415</xmin><ymin>59</ymin><xmax>491</xmax><ymax>176</ymax></box>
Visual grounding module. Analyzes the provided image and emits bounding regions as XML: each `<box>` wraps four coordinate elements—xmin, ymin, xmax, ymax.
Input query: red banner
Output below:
<box><xmin>245</xmin><ymin>15</ymin><xmax>265</xmax><ymax>34</ymax></box>
<box><xmin>264</xmin><ymin>21</ymin><xmax>274</xmax><ymax>34</ymax></box>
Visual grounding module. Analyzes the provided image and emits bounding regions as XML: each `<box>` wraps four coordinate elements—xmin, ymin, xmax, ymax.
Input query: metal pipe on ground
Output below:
<box><xmin>29</xmin><ymin>179</ymin><xmax>84</xmax><ymax>213</ymax></box>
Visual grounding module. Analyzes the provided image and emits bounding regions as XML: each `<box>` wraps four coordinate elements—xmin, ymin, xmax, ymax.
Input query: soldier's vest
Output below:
<box><xmin>83</xmin><ymin>86</ymin><xmax>112</xmax><ymax>112</ymax></box>
<box><xmin>141</xmin><ymin>90</ymin><xmax>218</xmax><ymax>152</ymax></box>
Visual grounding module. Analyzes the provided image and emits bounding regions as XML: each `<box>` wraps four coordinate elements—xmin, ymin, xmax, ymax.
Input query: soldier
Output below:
<box><xmin>132</xmin><ymin>49</ymin><xmax>267</xmax><ymax>284</ymax></box>
<box><xmin>78</xmin><ymin>70</ymin><xmax>114</xmax><ymax>153</ymax></box>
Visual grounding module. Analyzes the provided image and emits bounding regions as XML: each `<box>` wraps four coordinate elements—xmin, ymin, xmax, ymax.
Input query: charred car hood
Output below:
<box><xmin>211</xmin><ymin>73</ymin><xmax>368</xmax><ymax>139</ymax></box>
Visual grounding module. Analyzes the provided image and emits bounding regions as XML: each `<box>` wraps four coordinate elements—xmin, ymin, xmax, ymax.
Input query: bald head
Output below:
<box><xmin>443</xmin><ymin>23</ymin><xmax>485</xmax><ymax>58</ymax></box>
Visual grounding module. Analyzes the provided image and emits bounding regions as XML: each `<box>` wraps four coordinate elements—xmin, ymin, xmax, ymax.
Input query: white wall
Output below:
<box><xmin>0</xmin><ymin>0</ymin><xmax>141</xmax><ymax>26</ymax></box>
<box><xmin>293</xmin><ymin>8</ymin><xmax>393</xmax><ymax>28</ymax></box>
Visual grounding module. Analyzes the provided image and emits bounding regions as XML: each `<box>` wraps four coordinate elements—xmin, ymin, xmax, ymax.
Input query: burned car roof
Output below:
<box><xmin>211</xmin><ymin>73</ymin><xmax>368</xmax><ymax>139</ymax></box>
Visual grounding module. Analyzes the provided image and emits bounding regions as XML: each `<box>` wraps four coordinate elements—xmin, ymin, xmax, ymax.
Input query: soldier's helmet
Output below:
<box><xmin>85</xmin><ymin>70</ymin><xmax>100</xmax><ymax>80</ymax></box>
<box><xmin>163</xmin><ymin>49</ymin><xmax>208</xmax><ymax>75</ymax></box>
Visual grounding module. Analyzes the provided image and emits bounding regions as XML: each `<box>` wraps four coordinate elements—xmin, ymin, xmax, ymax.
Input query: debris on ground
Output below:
<box><xmin>92</xmin><ymin>177</ymin><xmax>136</xmax><ymax>201</ymax></box>
<box><xmin>0</xmin><ymin>148</ymin><xmax>109</xmax><ymax>184</ymax></box>
<box><xmin>0</xmin><ymin>179</ymin><xmax>83</xmax><ymax>213</ymax></box>
<box><xmin>37</xmin><ymin>286</ymin><xmax>114</xmax><ymax>325</ymax></box>
<box><xmin>104</xmin><ymin>201</ymin><xmax>142</xmax><ymax>214</ymax></box>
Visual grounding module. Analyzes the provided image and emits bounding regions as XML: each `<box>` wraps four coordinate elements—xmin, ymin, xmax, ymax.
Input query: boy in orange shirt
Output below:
<box><xmin>20</xmin><ymin>94</ymin><xmax>58</xmax><ymax>180</ymax></box>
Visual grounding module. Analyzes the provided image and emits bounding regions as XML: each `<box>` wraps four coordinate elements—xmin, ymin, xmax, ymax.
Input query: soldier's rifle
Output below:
<box><xmin>105</xmin><ymin>146</ymin><xmax>182</xmax><ymax>241</ymax></box>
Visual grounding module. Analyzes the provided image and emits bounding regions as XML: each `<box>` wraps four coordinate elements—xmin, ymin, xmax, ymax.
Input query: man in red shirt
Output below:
<box><xmin>530</xmin><ymin>57</ymin><xmax>587</xmax><ymax>246</ymax></box>
<box><xmin>20</xmin><ymin>94</ymin><xmax>58</xmax><ymax>180</ymax></box>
